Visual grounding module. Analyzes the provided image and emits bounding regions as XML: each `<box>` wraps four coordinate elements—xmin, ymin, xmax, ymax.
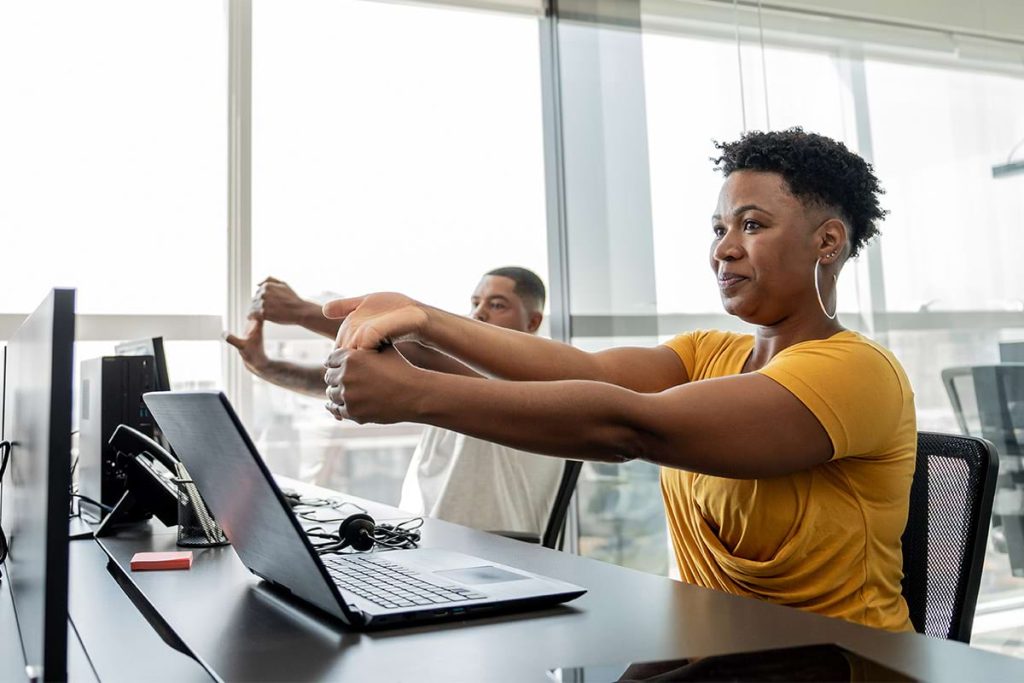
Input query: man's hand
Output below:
<box><xmin>323</xmin><ymin>345</ymin><xmax>423</xmax><ymax>424</ymax></box>
<box><xmin>323</xmin><ymin>292</ymin><xmax>430</xmax><ymax>350</ymax></box>
<box><xmin>225</xmin><ymin>318</ymin><xmax>270</xmax><ymax>375</ymax></box>
<box><xmin>250</xmin><ymin>276</ymin><xmax>321</xmax><ymax>326</ymax></box>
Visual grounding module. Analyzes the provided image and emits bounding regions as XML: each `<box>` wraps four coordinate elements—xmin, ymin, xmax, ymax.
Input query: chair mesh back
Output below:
<box><xmin>901</xmin><ymin>432</ymin><xmax>998</xmax><ymax>642</ymax></box>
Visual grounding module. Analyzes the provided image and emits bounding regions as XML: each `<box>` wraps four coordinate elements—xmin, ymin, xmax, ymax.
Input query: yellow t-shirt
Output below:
<box><xmin>660</xmin><ymin>329</ymin><xmax>916</xmax><ymax>631</ymax></box>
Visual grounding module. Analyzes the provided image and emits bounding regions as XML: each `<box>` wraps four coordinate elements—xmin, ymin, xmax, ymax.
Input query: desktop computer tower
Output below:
<box><xmin>78</xmin><ymin>355</ymin><xmax>159</xmax><ymax>519</ymax></box>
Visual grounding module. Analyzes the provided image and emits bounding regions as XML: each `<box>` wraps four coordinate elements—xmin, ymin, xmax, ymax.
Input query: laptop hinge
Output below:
<box><xmin>253</xmin><ymin>570</ymin><xmax>366</xmax><ymax>626</ymax></box>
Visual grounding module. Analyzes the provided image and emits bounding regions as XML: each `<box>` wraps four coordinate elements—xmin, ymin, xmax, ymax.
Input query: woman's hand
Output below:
<box><xmin>323</xmin><ymin>345</ymin><xmax>424</xmax><ymax>424</ymax></box>
<box><xmin>322</xmin><ymin>292</ymin><xmax>430</xmax><ymax>350</ymax></box>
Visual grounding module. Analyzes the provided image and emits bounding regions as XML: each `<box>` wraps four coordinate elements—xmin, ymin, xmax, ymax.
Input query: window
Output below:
<box><xmin>572</xmin><ymin>31</ymin><xmax>863</xmax><ymax>576</ymax></box>
<box><xmin>0</xmin><ymin>1</ymin><xmax>227</xmax><ymax>316</ymax></box>
<box><xmin>645</xmin><ymin>36</ymin><xmax>861</xmax><ymax>317</ymax></box>
<box><xmin>0</xmin><ymin>0</ymin><xmax>227</xmax><ymax>424</ymax></box>
<box><xmin>864</xmin><ymin>60</ymin><xmax>1024</xmax><ymax>313</ymax></box>
<box><xmin>249</xmin><ymin>0</ymin><xmax>549</xmax><ymax>500</ymax></box>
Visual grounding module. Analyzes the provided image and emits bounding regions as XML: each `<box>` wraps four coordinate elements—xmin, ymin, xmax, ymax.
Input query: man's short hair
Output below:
<box><xmin>485</xmin><ymin>267</ymin><xmax>546</xmax><ymax>312</ymax></box>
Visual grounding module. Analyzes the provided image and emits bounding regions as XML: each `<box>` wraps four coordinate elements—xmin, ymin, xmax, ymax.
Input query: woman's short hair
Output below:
<box><xmin>712</xmin><ymin>127</ymin><xmax>886</xmax><ymax>258</ymax></box>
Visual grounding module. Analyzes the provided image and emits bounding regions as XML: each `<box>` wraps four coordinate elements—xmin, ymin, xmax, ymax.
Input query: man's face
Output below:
<box><xmin>469</xmin><ymin>275</ymin><xmax>540</xmax><ymax>334</ymax></box>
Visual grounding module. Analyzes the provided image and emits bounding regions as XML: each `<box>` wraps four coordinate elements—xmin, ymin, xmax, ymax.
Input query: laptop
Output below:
<box><xmin>143</xmin><ymin>390</ymin><xmax>585</xmax><ymax>629</ymax></box>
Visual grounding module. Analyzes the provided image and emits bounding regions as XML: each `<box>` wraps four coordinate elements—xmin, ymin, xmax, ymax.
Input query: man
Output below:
<box><xmin>225</xmin><ymin>267</ymin><xmax>564</xmax><ymax>535</ymax></box>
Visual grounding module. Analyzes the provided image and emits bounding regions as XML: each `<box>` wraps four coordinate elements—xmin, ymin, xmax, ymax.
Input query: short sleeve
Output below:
<box><xmin>662</xmin><ymin>332</ymin><xmax>698</xmax><ymax>383</ymax></box>
<box><xmin>756</xmin><ymin>335</ymin><xmax>907</xmax><ymax>460</ymax></box>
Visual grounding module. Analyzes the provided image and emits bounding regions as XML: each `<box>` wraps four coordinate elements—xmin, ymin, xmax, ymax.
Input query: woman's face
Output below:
<box><xmin>709</xmin><ymin>170</ymin><xmax>826</xmax><ymax>326</ymax></box>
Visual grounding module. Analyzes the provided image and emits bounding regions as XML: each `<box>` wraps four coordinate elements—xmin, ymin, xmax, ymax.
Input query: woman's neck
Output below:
<box><xmin>744</xmin><ymin>314</ymin><xmax>845</xmax><ymax>373</ymax></box>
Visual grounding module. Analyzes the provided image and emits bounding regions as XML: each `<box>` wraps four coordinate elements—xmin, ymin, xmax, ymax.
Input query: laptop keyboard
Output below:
<box><xmin>324</xmin><ymin>554</ymin><xmax>487</xmax><ymax>610</ymax></box>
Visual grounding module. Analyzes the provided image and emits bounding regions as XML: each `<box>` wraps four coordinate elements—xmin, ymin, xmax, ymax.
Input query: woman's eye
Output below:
<box><xmin>743</xmin><ymin>220</ymin><xmax>760</xmax><ymax>232</ymax></box>
<box><xmin>712</xmin><ymin>225</ymin><xmax>726</xmax><ymax>238</ymax></box>
<box><xmin>490</xmin><ymin>302</ymin><xmax>506</xmax><ymax>310</ymax></box>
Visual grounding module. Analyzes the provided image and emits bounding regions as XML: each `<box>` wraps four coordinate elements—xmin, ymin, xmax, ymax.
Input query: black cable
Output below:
<box><xmin>72</xmin><ymin>493</ymin><xmax>113</xmax><ymax>514</ymax></box>
<box><xmin>0</xmin><ymin>440</ymin><xmax>9</xmax><ymax>483</ymax></box>
<box><xmin>0</xmin><ymin>441</ymin><xmax>12</xmax><ymax>582</ymax></box>
<box><xmin>294</xmin><ymin>497</ymin><xmax>366</xmax><ymax>524</ymax></box>
<box><xmin>314</xmin><ymin>516</ymin><xmax>423</xmax><ymax>556</ymax></box>
<box><xmin>370</xmin><ymin>517</ymin><xmax>423</xmax><ymax>550</ymax></box>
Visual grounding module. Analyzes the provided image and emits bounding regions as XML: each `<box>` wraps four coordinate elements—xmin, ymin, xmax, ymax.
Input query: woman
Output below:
<box><xmin>321</xmin><ymin>128</ymin><xmax>916</xmax><ymax>632</ymax></box>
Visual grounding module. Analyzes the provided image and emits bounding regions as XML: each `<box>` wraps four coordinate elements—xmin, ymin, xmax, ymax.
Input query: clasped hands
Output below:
<box><xmin>322</xmin><ymin>292</ymin><xmax>430</xmax><ymax>424</ymax></box>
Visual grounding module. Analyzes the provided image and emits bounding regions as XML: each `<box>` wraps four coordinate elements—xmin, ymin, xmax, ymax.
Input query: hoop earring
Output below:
<box><xmin>814</xmin><ymin>258</ymin><xmax>838</xmax><ymax>320</ymax></box>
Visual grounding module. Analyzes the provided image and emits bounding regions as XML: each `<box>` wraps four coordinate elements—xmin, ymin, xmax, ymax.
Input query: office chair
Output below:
<box><xmin>941</xmin><ymin>364</ymin><xmax>1024</xmax><ymax>576</ymax></box>
<box><xmin>901</xmin><ymin>431</ymin><xmax>998</xmax><ymax>643</ymax></box>
<box><xmin>495</xmin><ymin>460</ymin><xmax>583</xmax><ymax>549</ymax></box>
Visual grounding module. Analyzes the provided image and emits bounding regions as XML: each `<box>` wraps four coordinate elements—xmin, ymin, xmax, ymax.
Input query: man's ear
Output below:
<box><xmin>527</xmin><ymin>311</ymin><xmax>543</xmax><ymax>334</ymax></box>
<box><xmin>818</xmin><ymin>218</ymin><xmax>849</xmax><ymax>262</ymax></box>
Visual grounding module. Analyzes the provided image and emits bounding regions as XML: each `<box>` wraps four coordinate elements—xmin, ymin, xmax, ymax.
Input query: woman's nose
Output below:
<box><xmin>713</xmin><ymin>230</ymin><xmax>742</xmax><ymax>262</ymax></box>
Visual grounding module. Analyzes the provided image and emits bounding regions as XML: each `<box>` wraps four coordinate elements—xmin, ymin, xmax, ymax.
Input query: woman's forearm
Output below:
<box><xmin>395</xmin><ymin>341</ymin><xmax>482</xmax><ymax>378</ymax></box>
<box><xmin>421</xmin><ymin>307</ymin><xmax>605</xmax><ymax>382</ymax></box>
<box><xmin>412</xmin><ymin>370</ymin><xmax>651</xmax><ymax>463</ymax></box>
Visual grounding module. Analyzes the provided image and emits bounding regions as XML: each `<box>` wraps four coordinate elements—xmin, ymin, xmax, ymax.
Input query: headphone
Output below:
<box><xmin>312</xmin><ymin>512</ymin><xmax>423</xmax><ymax>555</ymax></box>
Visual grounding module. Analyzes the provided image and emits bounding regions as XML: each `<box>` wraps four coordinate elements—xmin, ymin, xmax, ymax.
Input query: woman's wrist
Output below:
<box><xmin>406</xmin><ymin>366</ymin><xmax>452</xmax><ymax>423</ymax></box>
<box><xmin>419</xmin><ymin>304</ymin><xmax>456</xmax><ymax>350</ymax></box>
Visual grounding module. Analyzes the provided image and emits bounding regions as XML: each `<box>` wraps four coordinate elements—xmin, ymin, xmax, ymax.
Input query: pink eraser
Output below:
<box><xmin>130</xmin><ymin>551</ymin><xmax>194</xmax><ymax>571</ymax></box>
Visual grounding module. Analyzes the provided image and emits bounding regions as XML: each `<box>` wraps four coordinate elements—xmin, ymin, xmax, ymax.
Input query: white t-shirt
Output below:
<box><xmin>398</xmin><ymin>427</ymin><xmax>564</xmax><ymax>535</ymax></box>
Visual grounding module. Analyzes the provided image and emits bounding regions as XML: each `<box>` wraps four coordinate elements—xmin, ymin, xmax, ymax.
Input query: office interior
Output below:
<box><xmin>2</xmin><ymin>0</ymin><xmax>1024</xmax><ymax>677</ymax></box>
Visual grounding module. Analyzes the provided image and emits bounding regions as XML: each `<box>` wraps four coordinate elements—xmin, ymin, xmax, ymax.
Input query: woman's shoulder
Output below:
<box><xmin>761</xmin><ymin>330</ymin><xmax>916</xmax><ymax>459</ymax></box>
<box><xmin>781</xmin><ymin>330</ymin><xmax>909</xmax><ymax>381</ymax></box>
<box><xmin>663</xmin><ymin>329</ymin><xmax>752</xmax><ymax>353</ymax></box>
<box><xmin>663</xmin><ymin>330</ymin><xmax>754</xmax><ymax>381</ymax></box>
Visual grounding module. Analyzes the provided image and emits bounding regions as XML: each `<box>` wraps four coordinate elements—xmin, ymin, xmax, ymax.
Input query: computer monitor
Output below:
<box><xmin>1</xmin><ymin>289</ymin><xmax>75</xmax><ymax>682</ymax></box>
<box><xmin>114</xmin><ymin>337</ymin><xmax>171</xmax><ymax>392</ymax></box>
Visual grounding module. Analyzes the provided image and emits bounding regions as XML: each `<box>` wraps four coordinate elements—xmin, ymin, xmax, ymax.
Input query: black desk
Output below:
<box><xmin>85</xmin><ymin>482</ymin><xmax>1024</xmax><ymax>682</ymax></box>
<box><xmin>1</xmin><ymin>564</ymin><xmax>29</xmax><ymax>681</ymax></box>
<box><xmin>2</xmin><ymin>523</ymin><xmax>210</xmax><ymax>682</ymax></box>
<box><xmin>67</xmin><ymin>533</ymin><xmax>210</xmax><ymax>682</ymax></box>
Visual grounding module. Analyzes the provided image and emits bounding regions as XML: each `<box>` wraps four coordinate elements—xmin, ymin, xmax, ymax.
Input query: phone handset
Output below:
<box><xmin>95</xmin><ymin>424</ymin><xmax>227</xmax><ymax>547</ymax></box>
<box><xmin>109</xmin><ymin>423</ymin><xmax>177</xmax><ymax>471</ymax></box>
<box><xmin>93</xmin><ymin>425</ymin><xmax>181</xmax><ymax>536</ymax></box>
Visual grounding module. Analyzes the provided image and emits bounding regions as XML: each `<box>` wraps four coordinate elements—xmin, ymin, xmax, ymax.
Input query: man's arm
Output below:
<box><xmin>325</xmin><ymin>293</ymin><xmax>687</xmax><ymax>392</ymax></box>
<box><xmin>253</xmin><ymin>276</ymin><xmax>340</xmax><ymax>339</ymax></box>
<box><xmin>225</xmin><ymin>318</ymin><xmax>327</xmax><ymax>398</ymax></box>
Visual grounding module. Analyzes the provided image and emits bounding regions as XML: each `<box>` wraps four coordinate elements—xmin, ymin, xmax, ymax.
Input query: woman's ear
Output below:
<box><xmin>818</xmin><ymin>218</ymin><xmax>849</xmax><ymax>262</ymax></box>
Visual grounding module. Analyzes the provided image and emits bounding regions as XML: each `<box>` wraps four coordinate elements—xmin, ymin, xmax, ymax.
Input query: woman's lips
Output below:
<box><xmin>718</xmin><ymin>274</ymin><xmax>748</xmax><ymax>291</ymax></box>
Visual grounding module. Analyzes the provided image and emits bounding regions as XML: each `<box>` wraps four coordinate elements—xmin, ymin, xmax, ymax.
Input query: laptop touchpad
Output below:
<box><xmin>436</xmin><ymin>566</ymin><xmax>530</xmax><ymax>584</ymax></box>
